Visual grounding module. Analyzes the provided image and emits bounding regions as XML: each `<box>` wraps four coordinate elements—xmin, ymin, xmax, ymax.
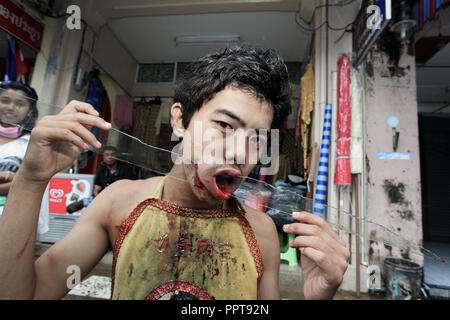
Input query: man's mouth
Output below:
<box><xmin>193</xmin><ymin>165</ymin><xmax>241</xmax><ymax>201</ymax></box>
<box><xmin>210</xmin><ymin>168</ymin><xmax>241</xmax><ymax>200</ymax></box>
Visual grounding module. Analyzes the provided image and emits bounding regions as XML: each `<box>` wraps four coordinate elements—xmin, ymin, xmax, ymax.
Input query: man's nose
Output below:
<box><xmin>223</xmin><ymin>131</ymin><xmax>248</xmax><ymax>165</ymax></box>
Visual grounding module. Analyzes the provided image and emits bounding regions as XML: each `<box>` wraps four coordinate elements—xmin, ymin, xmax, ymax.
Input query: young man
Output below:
<box><xmin>93</xmin><ymin>146</ymin><xmax>135</xmax><ymax>197</ymax></box>
<box><xmin>0</xmin><ymin>45</ymin><xmax>349</xmax><ymax>300</ymax></box>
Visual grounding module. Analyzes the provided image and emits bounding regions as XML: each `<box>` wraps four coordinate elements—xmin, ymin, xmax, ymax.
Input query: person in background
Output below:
<box><xmin>93</xmin><ymin>146</ymin><xmax>135</xmax><ymax>196</ymax></box>
<box><xmin>67</xmin><ymin>145</ymin><xmax>135</xmax><ymax>213</ymax></box>
<box><xmin>0</xmin><ymin>81</ymin><xmax>48</xmax><ymax>235</ymax></box>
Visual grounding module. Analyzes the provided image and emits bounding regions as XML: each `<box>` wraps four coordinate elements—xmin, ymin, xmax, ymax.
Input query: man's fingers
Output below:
<box><xmin>291</xmin><ymin>211</ymin><xmax>346</xmax><ymax>247</ymax></box>
<box><xmin>60</xmin><ymin>100</ymin><xmax>100</xmax><ymax>116</ymax></box>
<box><xmin>49</xmin><ymin>112</ymin><xmax>111</xmax><ymax>131</ymax></box>
<box><xmin>38</xmin><ymin>120</ymin><xmax>102</xmax><ymax>149</ymax></box>
<box><xmin>292</xmin><ymin>235</ymin><xmax>349</xmax><ymax>273</ymax></box>
<box><xmin>32</xmin><ymin>126</ymin><xmax>88</xmax><ymax>151</ymax></box>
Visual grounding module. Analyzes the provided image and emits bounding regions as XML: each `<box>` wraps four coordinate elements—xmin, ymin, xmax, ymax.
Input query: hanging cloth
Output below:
<box><xmin>313</xmin><ymin>103</ymin><xmax>332</xmax><ymax>218</ymax></box>
<box><xmin>334</xmin><ymin>54</ymin><xmax>352</xmax><ymax>187</ymax></box>
<box><xmin>86</xmin><ymin>77</ymin><xmax>103</xmax><ymax>138</ymax></box>
<box><xmin>113</xmin><ymin>95</ymin><xmax>133</xmax><ymax>130</ymax></box>
<box><xmin>296</xmin><ymin>65</ymin><xmax>315</xmax><ymax>177</ymax></box>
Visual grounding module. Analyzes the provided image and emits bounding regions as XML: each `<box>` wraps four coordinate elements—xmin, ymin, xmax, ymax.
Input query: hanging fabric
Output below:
<box><xmin>313</xmin><ymin>103</ymin><xmax>332</xmax><ymax>218</ymax></box>
<box><xmin>132</xmin><ymin>98</ymin><xmax>148</xmax><ymax>141</ymax></box>
<box><xmin>113</xmin><ymin>95</ymin><xmax>133</xmax><ymax>130</ymax></box>
<box><xmin>4</xmin><ymin>35</ymin><xmax>28</xmax><ymax>82</ymax></box>
<box><xmin>295</xmin><ymin>65</ymin><xmax>315</xmax><ymax>177</ymax></box>
<box><xmin>86</xmin><ymin>70</ymin><xmax>103</xmax><ymax>138</ymax></box>
<box><xmin>334</xmin><ymin>54</ymin><xmax>352</xmax><ymax>188</ymax></box>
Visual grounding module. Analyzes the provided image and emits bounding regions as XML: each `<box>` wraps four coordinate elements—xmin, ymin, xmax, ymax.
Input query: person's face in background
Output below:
<box><xmin>103</xmin><ymin>149</ymin><xmax>117</xmax><ymax>167</ymax></box>
<box><xmin>0</xmin><ymin>89</ymin><xmax>31</xmax><ymax>128</ymax></box>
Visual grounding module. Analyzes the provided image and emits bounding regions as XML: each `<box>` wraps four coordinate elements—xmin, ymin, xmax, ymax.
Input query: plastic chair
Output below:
<box><xmin>278</xmin><ymin>231</ymin><xmax>298</xmax><ymax>267</ymax></box>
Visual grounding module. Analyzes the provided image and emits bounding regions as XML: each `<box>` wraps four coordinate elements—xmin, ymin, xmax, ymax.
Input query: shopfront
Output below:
<box><xmin>15</xmin><ymin>0</ymin><xmax>448</xmax><ymax>299</ymax></box>
<box><xmin>0</xmin><ymin>0</ymin><xmax>44</xmax><ymax>83</ymax></box>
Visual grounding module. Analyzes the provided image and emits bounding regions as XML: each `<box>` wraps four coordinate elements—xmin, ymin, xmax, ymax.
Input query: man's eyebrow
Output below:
<box><xmin>214</xmin><ymin>108</ymin><xmax>247</xmax><ymax>127</ymax></box>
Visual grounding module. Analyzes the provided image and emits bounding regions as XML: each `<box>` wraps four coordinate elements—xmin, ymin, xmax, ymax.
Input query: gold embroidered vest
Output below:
<box><xmin>111</xmin><ymin>177</ymin><xmax>263</xmax><ymax>300</ymax></box>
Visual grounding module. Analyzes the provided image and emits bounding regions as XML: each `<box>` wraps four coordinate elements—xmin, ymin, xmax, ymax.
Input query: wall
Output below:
<box><xmin>93</xmin><ymin>25</ymin><xmax>137</xmax><ymax>96</ymax></box>
<box><xmin>364</xmin><ymin>45</ymin><xmax>423</xmax><ymax>268</ymax></box>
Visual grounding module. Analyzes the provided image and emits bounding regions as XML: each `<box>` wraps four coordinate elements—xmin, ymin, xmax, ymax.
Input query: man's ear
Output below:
<box><xmin>170</xmin><ymin>102</ymin><xmax>185</xmax><ymax>138</ymax></box>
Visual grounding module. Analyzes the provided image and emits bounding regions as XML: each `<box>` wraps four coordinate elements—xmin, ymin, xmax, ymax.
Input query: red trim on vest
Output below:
<box><xmin>145</xmin><ymin>280</ymin><xmax>213</xmax><ymax>300</ymax></box>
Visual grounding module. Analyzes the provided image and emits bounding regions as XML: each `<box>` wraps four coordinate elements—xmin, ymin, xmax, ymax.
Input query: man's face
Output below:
<box><xmin>103</xmin><ymin>150</ymin><xmax>117</xmax><ymax>166</ymax></box>
<box><xmin>176</xmin><ymin>85</ymin><xmax>273</xmax><ymax>205</ymax></box>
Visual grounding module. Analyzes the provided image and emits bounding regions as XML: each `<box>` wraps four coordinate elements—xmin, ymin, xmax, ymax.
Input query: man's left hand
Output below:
<box><xmin>283</xmin><ymin>211</ymin><xmax>350</xmax><ymax>300</ymax></box>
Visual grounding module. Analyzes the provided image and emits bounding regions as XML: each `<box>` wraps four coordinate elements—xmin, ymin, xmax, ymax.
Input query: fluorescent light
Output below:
<box><xmin>174</xmin><ymin>35</ymin><xmax>241</xmax><ymax>46</ymax></box>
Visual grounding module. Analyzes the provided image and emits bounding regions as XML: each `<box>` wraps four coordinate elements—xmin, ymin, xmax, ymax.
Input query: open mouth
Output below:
<box><xmin>193</xmin><ymin>165</ymin><xmax>241</xmax><ymax>201</ymax></box>
<box><xmin>211</xmin><ymin>169</ymin><xmax>241</xmax><ymax>200</ymax></box>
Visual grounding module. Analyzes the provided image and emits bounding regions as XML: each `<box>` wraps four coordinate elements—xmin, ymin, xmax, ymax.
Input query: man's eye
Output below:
<box><xmin>217</xmin><ymin>121</ymin><xmax>232</xmax><ymax>130</ymax></box>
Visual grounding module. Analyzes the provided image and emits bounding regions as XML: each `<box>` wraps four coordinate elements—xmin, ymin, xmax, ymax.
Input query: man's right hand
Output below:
<box><xmin>20</xmin><ymin>100</ymin><xmax>111</xmax><ymax>183</ymax></box>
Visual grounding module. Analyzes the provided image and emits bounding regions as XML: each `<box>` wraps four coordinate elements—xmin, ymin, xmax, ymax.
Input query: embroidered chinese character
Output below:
<box><xmin>175</xmin><ymin>233</ymin><xmax>193</xmax><ymax>257</ymax></box>
<box><xmin>196</xmin><ymin>239</ymin><xmax>215</xmax><ymax>258</ymax></box>
<box><xmin>218</xmin><ymin>241</ymin><xmax>231</xmax><ymax>261</ymax></box>
<box><xmin>152</xmin><ymin>232</ymin><xmax>169</xmax><ymax>253</ymax></box>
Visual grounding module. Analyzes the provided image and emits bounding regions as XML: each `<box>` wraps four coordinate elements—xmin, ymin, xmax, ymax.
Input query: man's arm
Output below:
<box><xmin>245</xmin><ymin>207</ymin><xmax>281</xmax><ymax>300</ymax></box>
<box><xmin>0</xmin><ymin>100</ymin><xmax>111</xmax><ymax>299</ymax></box>
<box><xmin>33</xmin><ymin>188</ymin><xmax>113</xmax><ymax>299</ymax></box>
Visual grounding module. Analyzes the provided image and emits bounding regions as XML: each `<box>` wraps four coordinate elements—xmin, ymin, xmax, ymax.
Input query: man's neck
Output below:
<box><xmin>162</xmin><ymin>164</ymin><xmax>222</xmax><ymax>210</ymax></box>
<box><xmin>106</xmin><ymin>163</ymin><xmax>117</xmax><ymax>172</ymax></box>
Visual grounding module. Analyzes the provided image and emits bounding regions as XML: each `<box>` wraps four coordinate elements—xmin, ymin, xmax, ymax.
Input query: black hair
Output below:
<box><xmin>0</xmin><ymin>81</ymin><xmax>39</xmax><ymax>134</ymax></box>
<box><xmin>174</xmin><ymin>44</ymin><xmax>292</xmax><ymax>130</ymax></box>
<box><xmin>102</xmin><ymin>145</ymin><xmax>118</xmax><ymax>153</ymax></box>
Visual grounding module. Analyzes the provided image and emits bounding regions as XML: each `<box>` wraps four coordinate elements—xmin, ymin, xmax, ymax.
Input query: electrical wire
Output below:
<box><xmin>301</xmin><ymin>0</ymin><xmax>358</xmax><ymax>25</ymax></box>
<box><xmin>295</xmin><ymin>0</ymin><xmax>360</xmax><ymax>33</ymax></box>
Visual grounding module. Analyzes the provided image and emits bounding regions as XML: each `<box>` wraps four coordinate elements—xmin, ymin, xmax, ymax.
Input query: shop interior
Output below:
<box><xmin>415</xmin><ymin>3</ymin><xmax>450</xmax><ymax>293</ymax></box>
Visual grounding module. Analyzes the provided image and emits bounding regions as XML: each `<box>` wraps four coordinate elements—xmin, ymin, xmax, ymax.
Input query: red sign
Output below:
<box><xmin>0</xmin><ymin>0</ymin><xmax>44</xmax><ymax>52</ymax></box>
<box><xmin>49</xmin><ymin>178</ymin><xmax>91</xmax><ymax>214</ymax></box>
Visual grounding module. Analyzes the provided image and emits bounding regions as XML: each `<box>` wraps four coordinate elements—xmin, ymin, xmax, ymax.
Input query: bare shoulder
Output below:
<box><xmin>243</xmin><ymin>204</ymin><xmax>277</xmax><ymax>234</ymax></box>
<box><xmin>242</xmin><ymin>204</ymin><xmax>279</xmax><ymax>250</ymax></box>
<box><xmin>101</xmin><ymin>176</ymin><xmax>164</xmax><ymax>220</ymax></box>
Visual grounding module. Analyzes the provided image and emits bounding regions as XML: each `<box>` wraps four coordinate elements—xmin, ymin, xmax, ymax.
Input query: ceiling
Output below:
<box><xmin>74</xmin><ymin>0</ymin><xmax>314</xmax><ymax>64</ymax></box>
<box><xmin>107</xmin><ymin>11</ymin><xmax>311</xmax><ymax>63</ymax></box>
